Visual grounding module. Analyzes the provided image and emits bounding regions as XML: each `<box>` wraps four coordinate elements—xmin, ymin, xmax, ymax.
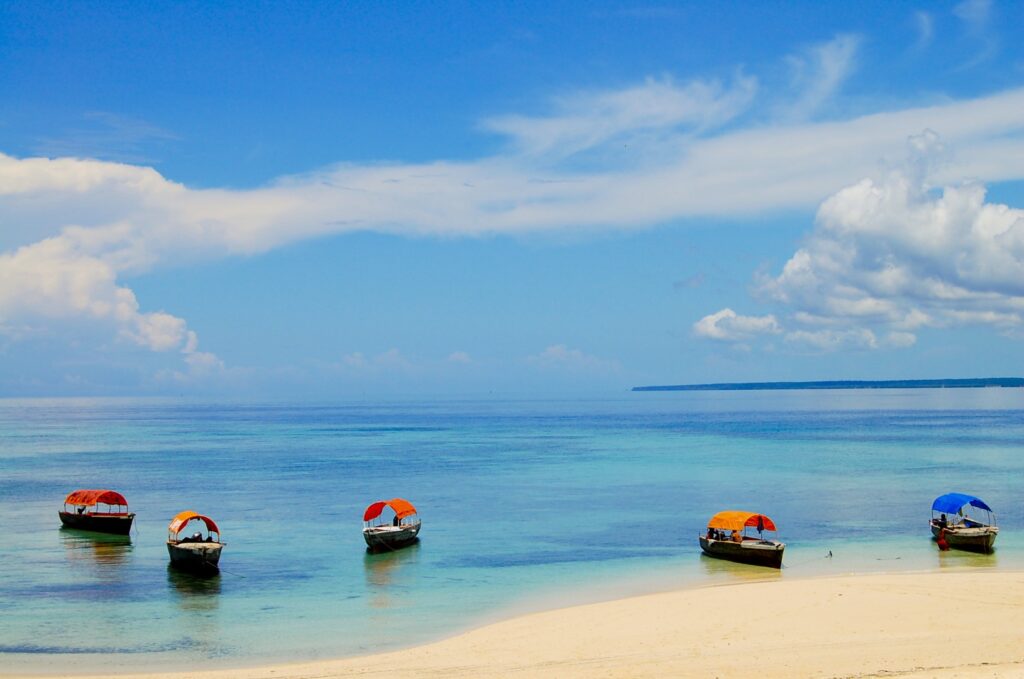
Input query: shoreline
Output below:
<box><xmin>11</xmin><ymin>568</ymin><xmax>1024</xmax><ymax>679</ymax></box>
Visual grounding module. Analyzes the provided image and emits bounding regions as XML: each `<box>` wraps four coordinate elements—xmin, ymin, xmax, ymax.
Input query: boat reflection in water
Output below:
<box><xmin>60</xmin><ymin>529</ymin><xmax>133</xmax><ymax>569</ymax></box>
<box><xmin>364</xmin><ymin>541</ymin><xmax>421</xmax><ymax>609</ymax></box>
<box><xmin>167</xmin><ymin>565</ymin><xmax>222</xmax><ymax>603</ymax></box>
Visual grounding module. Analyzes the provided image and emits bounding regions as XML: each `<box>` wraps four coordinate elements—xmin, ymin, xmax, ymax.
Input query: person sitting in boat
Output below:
<box><xmin>77</xmin><ymin>505</ymin><xmax>86</xmax><ymax>515</ymax></box>
<box><xmin>937</xmin><ymin>513</ymin><xmax>948</xmax><ymax>529</ymax></box>
<box><xmin>393</xmin><ymin>515</ymin><xmax>401</xmax><ymax>527</ymax></box>
<box><xmin>732</xmin><ymin>530</ymin><xmax>743</xmax><ymax>543</ymax></box>
<box><xmin>706</xmin><ymin>527</ymin><xmax>715</xmax><ymax>540</ymax></box>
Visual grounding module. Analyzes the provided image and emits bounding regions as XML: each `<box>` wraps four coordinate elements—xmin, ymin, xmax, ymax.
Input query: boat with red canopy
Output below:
<box><xmin>699</xmin><ymin>511</ymin><xmax>785</xmax><ymax>568</ymax></box>
<box><xmin>362</xmin><ymin>498</ymin><xmax>421</xmax><ymax>551</ymax></box>
<box><xmin>58</xmin><ymin>489</ymin><xmax>135</xmax><ymax>535</ymax></box>
<box><xmin>166</xmin><ymin>511</ymin><xmax>224</xmax><ymax>573</ymax></box>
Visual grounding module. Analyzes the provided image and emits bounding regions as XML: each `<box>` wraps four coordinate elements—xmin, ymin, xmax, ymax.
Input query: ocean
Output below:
<box><xmin>1</xmin><ymin>389</ymin><xmax>1022</xmax><ymax>673</ymax></box>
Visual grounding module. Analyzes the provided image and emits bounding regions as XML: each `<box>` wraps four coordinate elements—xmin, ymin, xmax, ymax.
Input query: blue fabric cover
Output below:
<box><xmin>931</xmin><ymin>493</ymin><xmax>992</xmax><ymax>513</ymax></box>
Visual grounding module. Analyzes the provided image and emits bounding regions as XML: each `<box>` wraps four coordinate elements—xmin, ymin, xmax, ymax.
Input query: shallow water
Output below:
<box><xmin>1</xmin><ymin>390</ymin><xmax>1022</xmax><ymax>672</ymax></box>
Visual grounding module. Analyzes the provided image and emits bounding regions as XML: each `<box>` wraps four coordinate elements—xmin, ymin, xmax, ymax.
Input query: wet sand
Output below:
<box><xmin>19</xmin><ymin>570</ymin><xmax>1024</xmax><ymax>678</ymax></box>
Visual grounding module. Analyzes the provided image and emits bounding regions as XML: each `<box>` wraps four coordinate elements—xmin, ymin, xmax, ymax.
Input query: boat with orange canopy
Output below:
<box><xmin>362</xmin><ymin>498</ymin><xmax>421</xmax><ymax>551</ymax></box>
<box><xmin>166</xmin><ymin>511</ymin><xmax>224</xmax><ymax>572</ymax></box>
<box><xmin>699</xmin><ymin>511</ymin><xmax>785</xmax><ymax>568</ymax></box>
<box><xmin>58</xmin><ymin>489</ymin><xmax>135</xmax><ymax>535</ymax></box>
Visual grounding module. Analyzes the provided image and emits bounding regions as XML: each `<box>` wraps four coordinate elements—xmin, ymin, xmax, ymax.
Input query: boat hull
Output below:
<box><xmin>59</xmin><ymin>511</ymin><xmax>135</xmax><ymax>535</ymax></box>
<box><xmin>167</xmin><ymin>541</ymin><xmax>224</xmax><ymax>573</ymax></box>
<box><xmin>699</xmin><ymin>536</ymin><xmax>785</xmax><ymax>568</ymax></box>
<box><xmin>931</xmin><ymin>524</ymin><xmax>997</xmax><ymax>553</ymax></box>
<box><xmin>363</xmin><ymin>523</ymin><xmax>421</xmax><ymax>551</ymax></box>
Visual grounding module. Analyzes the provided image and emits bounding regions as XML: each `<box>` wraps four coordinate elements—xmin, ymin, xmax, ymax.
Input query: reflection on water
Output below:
<box><xmin>698</xmin><ymin>553</ymin><xmax>783</xmax><ymax>583</ymax></box>
<box><xmin>167</xmin><ymin>566</ymin><xmax>222</xmax><ymax>603</ymax></box>
<box><xmin>364</xmin><ymin>542</ymin><xmax>421</xmax><ymax>609</ymax></box>
<box><xmin>937</xmin><ymin>547</ymin><xmax>998</xmax><ymax>569</ymax></box>
<box><xmin>166</xmin><ymin>566</ymin><xmax>224</xmax><ymax>659</ymax></box>
<box><xmin>60</xmin><ymin>529</ymin><xmax>133</xmax><ymax>569</ymax></box>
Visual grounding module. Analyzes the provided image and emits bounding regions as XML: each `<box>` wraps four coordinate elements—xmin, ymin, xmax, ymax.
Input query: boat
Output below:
<box><xmin>362</xmin><ymin>498</ymin><xmax>421</xmax><ymax>551</ymax></box>
<box><xmin>58</xmin><ymin>489</ymin><xmax>135</xmax><ymax>535</ymax></box>
<box><xmin>930</xmin><ymin>493</ymin><xmax>998</xmax><ymax>553</ymax></box>
<box><xmin>698</xmin><ymin>511</ymin><xmax>785</xmax><ymax>568</ymax></box>
<box><xmin>166</xmin><ymin>511</ymin><xmax>224</xmax><ymax>573</ymax></box>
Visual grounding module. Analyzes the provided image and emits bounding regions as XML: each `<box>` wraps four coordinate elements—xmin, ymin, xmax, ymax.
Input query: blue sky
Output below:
<box><xmin>2</xmin><ymin>1</ymin><xmax>1024</xmax><ymax>397</ymax></box>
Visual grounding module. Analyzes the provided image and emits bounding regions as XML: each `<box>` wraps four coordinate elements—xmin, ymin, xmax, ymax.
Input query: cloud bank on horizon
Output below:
<box><xmin>2</xmin><ymin>26</ymin><xmax>1024</xmax><ymax>383</ymax></box>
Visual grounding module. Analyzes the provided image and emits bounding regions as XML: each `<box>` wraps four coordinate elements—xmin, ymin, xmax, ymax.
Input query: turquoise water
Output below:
<box><xmin>1</xmin><ymin>389</ymin><xmax>1023</xmax><ymax>673</ymax></box>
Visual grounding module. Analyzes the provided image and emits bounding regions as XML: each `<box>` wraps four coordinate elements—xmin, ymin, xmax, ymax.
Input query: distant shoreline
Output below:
<box><xmin>633</xmin><ymin>377</ymin><xmax>1024</xmax><ymax>392</ymax></box>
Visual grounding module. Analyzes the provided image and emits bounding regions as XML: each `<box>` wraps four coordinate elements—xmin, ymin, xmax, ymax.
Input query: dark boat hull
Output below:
<box><xmin>167</xmin><ymin>542</ymin><xmax>223</xmax><ymax>573</ymax></box>
<box><xmin>59</xmin><ymin>511</ymin><xmax>135</xmax><ymax>535</ymax></box>
<box><xmin>363</xmin><ymin>523</ymin><xmax>421</xmax><ymax>552</ymax></box>
<box><xmin>699</xmin><ymin>536</ymin><xmax>784</xmax><ymax>568</ymax></box>
<box><xmin>931</xmin><ymin>524</ymin><xmax>997</xmax><ymax>553</ymax></box>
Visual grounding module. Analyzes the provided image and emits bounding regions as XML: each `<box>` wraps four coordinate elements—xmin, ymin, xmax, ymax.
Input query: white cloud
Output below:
<box><xmin>953</xmin><ymin>0</ymin><xmax>997</xmax><ymax>69</ymax></box>
<box><xmin>693</xmin><ymin>308</ymin><xmax>781</xmax><ymax>341</ymax></box>
<box><xmin>5</xmin><ymin>50</ymin><xmax>1024</xmax><ymax>369</ymax></box>
<box><xmin>698</xmin><ymin>139</ymin><xmax>1024</xmax><ymax>352</ymax></box>
<box><xmin>526</xmin><ymin>344</ymin><xmax>619</xmax><ymax>372</ymax></box>
<box><xmin>447</xmin><ymin>351</ymin><xmax>473</xmax><ymax>364</ymax></box>
<box><xmin>954</xmin><ymin>0</ymin><xmax>991</xmax><ymax>35</ymax></box>
<box><xmin>483</xmin><ymin>73</ymin><xmax>757</xmax><ymax>159</ymax></box>
<box><xmin>913</xmin><ymin>11</ymin><xmax>934</xmax><ymax>52</ymax></box>
<box><xmin>784</xmin><ymin>328</ymin><xmax>878</xmax><ymax>351</ymax></box>
<box><xmin>762</xmin><ymin>169</ymin><xmax>1024</xmax><ymax>332</ymax></box>
<box><xmin>780</xmin><ymin>34</ymin><xmax>861</xmax><ymax>121</ymax></box>
<box><xmin>339</xmin><ymin>349</ymin><xmax>412</xmax><ymax>371</ymax></box>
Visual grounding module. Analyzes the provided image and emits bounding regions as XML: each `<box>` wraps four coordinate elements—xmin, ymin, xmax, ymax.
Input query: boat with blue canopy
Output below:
<box><xmin>930</xmin><ymin>493</ymin><xmax>998</xmax><ymax>553</ymax></box>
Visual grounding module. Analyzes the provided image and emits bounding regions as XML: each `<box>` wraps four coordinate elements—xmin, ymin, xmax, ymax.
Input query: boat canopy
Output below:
<box><xmin>931</xmin><ymin>493</ymin><xmax>993</xmax><ymax>514</ymax></box>
<box><xmin>707</xmin><ymin>511</ymin><xmax>777</xmax><ymax>532</ymax></box>
<box><xmin>363</xmin><ymin>498</ymin><xmax>417</xmax><ymax>521</ymax></box>
<box><xmin>168</xmin><ymin>511</ymin><xmax>220</xmax><ymax>536</ymax></box>
<box><xmin>64</xmin><ymin>489</ymin><xmax>128</xmax><ymax>507</ymax></box>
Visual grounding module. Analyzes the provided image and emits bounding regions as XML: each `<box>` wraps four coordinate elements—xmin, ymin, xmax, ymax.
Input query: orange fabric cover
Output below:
<box><xmin>168</xmin><ymin>511</ymin><xmax>220</xmax><ymax>535</ymax></box>
<box><xmin>64</xmin><ymin>489</ymin><xmax>128</xmax><ymax>507</ymax></box>
<box><xmin>363</xmin><ymin>498</ymin><xmax>418</xmax><ymax>521</ymax></box>
<box><xmin>706</xmin><ymin>510</ymin><xmax>777</xmax><ymax>532</ymax></box>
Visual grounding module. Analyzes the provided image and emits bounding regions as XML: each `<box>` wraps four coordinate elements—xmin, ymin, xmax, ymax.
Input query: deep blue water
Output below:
<box><xmin>1</xmin><ymin>389</ymin><xmax>1023</xmax><ymax>672</ymax></box>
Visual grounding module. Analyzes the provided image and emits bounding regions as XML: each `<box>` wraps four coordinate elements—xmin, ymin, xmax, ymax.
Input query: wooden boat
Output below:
<box><xmin>363</xmin><ymin>498</ymin><xmax>421</xmax><ymax>552</ymax></box>
<box><xmin>166</xmin><ymin>511</ymin><xmax>224</xmax><ymax>573</ymax></box>
<box><xmin>699</xmin><ymin>511</ymin><xmax>785</xmax><ymax>568</ymax></box>
<box><xmin>930</xmin><ymin>493</ymin><xmax>998</xmax><ymax>553</ymax></box>
<box><xmin>58</xmin><ymin>489</ymin><xmax>135</xmax><ymax>535</ymax></box>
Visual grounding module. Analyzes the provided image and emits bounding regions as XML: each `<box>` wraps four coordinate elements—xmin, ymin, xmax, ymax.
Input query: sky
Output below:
<box><xmin>1</xmin><ymin>0</ymin><xmax>1024</xmax><ymax>398</ymax></box>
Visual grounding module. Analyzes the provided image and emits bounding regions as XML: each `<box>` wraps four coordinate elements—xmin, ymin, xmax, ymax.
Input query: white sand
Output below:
<box><xmin>18</xmin><ymin>570</ymin><xmax>1024</xmax><ymax>679</ymax></box>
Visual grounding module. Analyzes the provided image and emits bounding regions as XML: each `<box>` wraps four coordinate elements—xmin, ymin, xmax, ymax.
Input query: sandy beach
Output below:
<box><xmin>20</xmin><ymin>569</ymin><xmax>1024</xmax><ymax>679</ymax></box>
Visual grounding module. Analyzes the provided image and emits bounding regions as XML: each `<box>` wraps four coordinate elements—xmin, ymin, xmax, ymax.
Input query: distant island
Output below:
<box><xmin>633</xmin><ymin>378</ymin><xmax>1024</xmax><ymax>392</ymax></box>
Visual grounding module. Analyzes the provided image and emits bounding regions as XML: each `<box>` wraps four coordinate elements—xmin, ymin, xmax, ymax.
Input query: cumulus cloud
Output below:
<box><xmin>5</xmin><ymin>48</ymin><xmax>1024</xmax><ymax>370</ymax></box>
<box><xmin>693</xmin><ymin>308</ymin><xmax>781</xmax><ymax>341</ymax></box>
<box><xmin>761</xmin><ymin>171</ymin><xmax>1024</xmax><ymax>332</ymax></box>
<box><xmin>696</xmin><ymin>134</ymin><xmax>1024</xmax><ymax>352</ymax></box>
